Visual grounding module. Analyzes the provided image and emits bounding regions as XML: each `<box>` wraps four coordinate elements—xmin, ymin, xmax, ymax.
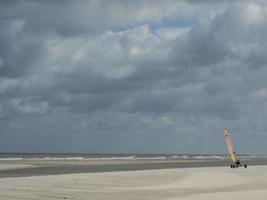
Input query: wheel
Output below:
<box><xmin>244</xmin><ymin>164</ymin><xmax>247</xmax><ymax>168</ymax></box>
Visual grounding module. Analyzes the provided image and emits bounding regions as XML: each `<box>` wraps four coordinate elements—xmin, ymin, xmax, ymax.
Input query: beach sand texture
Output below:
<box><xmin>0</xmin><ymin>165</ymin><xmax>267</xmax><ymax>200</ymax></box>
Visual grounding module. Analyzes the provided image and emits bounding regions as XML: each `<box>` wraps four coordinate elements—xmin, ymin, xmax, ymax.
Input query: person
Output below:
<box><xmin>235</xmin><ymin>159</ymin><xmax>241</xmax><ymax>166</ymax></box>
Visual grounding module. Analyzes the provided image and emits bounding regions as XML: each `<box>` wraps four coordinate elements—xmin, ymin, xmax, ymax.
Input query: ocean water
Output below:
<box><xmin>0</xmin><ymin>153</ymin><xmax>266</xmax><ymax>161</ymax></box>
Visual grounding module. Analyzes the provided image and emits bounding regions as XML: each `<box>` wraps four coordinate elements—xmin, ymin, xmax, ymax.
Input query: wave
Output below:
<box><xmin>1</xmin><ymin>154</ymin><xmax>267</xmax><ymax>161</ymax></box>
<box><xmin>190</xmin><ymin>155</ymin><xmax>226</xmax><ymax>160</ymax></box>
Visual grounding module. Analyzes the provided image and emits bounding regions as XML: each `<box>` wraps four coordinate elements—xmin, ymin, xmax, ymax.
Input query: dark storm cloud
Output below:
<box><xmin>1</xmin><ymin>0</ymin><xmax>267</xmax><ymax>154</ymax></box>
<box><xmin>0</xmin><ymin>19</ymin><xmax>48</xmax><ymax>78</ymax></box>
<box><xmin>0</xmin><ymin>0</ymin><xmax>183</xmax><ymax>36</ymax></box>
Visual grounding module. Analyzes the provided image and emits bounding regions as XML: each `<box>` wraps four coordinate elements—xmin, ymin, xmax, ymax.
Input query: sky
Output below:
<box><xmin>1</xmin><ymin>0</ymin><xmax>267</xmax><ymax>154</ymax></box>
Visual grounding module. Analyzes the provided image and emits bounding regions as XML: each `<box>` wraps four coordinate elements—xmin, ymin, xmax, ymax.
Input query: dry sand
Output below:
<box><xmin>0</xmin><ymin>164</ymin><xmax>267</xmax><ymax>200</ymax></box>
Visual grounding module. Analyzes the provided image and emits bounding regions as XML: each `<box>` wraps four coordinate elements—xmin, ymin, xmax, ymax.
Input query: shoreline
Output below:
<box><xmin>1</xmin><ymin>158</ymin><xmax>267</xmax><ymax>178</ymax></box>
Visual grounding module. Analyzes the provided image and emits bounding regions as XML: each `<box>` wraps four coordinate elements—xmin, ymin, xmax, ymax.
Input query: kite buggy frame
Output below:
<box><xmin>230</xmin><ymin>159</ymin><xmax>247</xmax><ymax>168</ymax></box>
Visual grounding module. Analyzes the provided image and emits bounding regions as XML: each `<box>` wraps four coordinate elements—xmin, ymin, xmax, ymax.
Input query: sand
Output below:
<box><xmin>0</xmin><ymin>159</ymin><xmax>231</xmax><ymax>178</ymax></box>
<box><xmin>0</xmin><ymin>164</ymin><xmax>267</xmax><ymax>200</ymax></box>
<box><xmin>0</xmin><ymin>163</ymin><xmax>35</xmax><ymax>171</ymax></box>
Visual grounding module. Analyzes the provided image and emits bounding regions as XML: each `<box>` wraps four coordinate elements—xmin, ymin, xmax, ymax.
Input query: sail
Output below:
<box><xmin>224</xmin><ymin>128</ymin><xmax>237</xmax><ymax>162</ymax></box>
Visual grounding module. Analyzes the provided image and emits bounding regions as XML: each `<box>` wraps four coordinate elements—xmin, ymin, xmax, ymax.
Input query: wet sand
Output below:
<box><xmin>1</xmin><ymin>158</ymin><xmax>267</xmax><ymax>178</ymax></box>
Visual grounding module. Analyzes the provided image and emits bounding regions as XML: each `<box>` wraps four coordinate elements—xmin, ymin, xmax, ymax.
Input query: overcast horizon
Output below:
<box><xmin>1</xmin><ymin>0</ymin><xmax>267</xmax><ymax>154</ymax></box>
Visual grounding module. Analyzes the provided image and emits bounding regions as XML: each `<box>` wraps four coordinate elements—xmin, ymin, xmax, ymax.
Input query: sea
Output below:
<box><xmin>0</xmin><ymin>153</ymin><xmax>266</xmax><ymax>161</ymax></box>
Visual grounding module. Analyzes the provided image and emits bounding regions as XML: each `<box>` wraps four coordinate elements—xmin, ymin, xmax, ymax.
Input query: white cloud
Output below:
<box><xmin>156</xmin><ymin>27</ymin><xmax>192</xmax><ymax>40</ymax></box>
<box><xmin>243</xmin><ymin>3</ymin><xmax>264</xmax><ymax>25</ymax></box>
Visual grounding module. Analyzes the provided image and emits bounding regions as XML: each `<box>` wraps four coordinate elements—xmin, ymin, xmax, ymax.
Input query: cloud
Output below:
<box><xmin>0</xmin><ymin>1</ymin><xmax>186</xmax><ymax>36</ymax></box>
<box><xmin>1</xmin><ymin>1</ymin><xmax>267</xmax><ymax>154</ymax></box>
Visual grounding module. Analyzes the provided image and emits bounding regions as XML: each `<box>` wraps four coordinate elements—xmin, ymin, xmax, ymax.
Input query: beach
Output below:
<box><xmin>1</xmin><ymin>158</ymin><xmax>267</xmax><ymax>199</ymax></box>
